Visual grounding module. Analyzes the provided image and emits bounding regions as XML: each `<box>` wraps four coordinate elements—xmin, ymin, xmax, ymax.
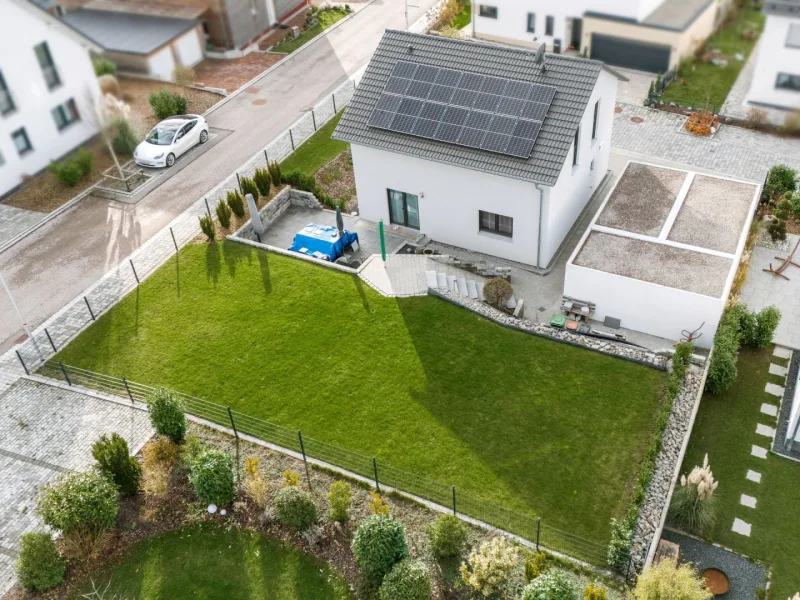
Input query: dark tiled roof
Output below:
<box><xmin>334</xmin><ymin>30</ymin><xmax>612</xmax><ymax>186</ymax></box>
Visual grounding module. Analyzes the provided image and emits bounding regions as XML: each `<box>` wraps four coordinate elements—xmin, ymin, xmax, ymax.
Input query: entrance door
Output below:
<box><xmin>387</xmin><ymin>189</ymin><xmax>420</xmax><ymax>229</ymax></box>
<box><xmin>570</xmin><ymin>18</ymin><xmax>582</xmax><ymax>49</ymax></box>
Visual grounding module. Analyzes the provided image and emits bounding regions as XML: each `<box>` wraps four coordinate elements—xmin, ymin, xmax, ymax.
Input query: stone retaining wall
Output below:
<box><xmin>233</xmin><ymin>187</ymin><xmax>322</xmax><ymax>241</ymax></box>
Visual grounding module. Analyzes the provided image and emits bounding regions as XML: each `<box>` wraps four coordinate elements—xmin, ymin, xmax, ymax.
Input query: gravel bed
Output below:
<box><xmin>754</xmin><ymin>229</ymin><xmax>792</xmax><ymax>252</ymax></box>
<box><xmin>660</xmin><ymin>528</ymin><xmax>768</xmax><ymax>600</ymax></box>
<box><xmin>773</xmin><ymin>348</ymin><xmax>800</xmax><ymax>461</ymax></box>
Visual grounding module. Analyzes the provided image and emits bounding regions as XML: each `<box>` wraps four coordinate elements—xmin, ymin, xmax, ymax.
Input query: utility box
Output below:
<box><xmin>291</xmin><ymin>26</ymin><xmax>300</xmax><ymax>39</ymax></box>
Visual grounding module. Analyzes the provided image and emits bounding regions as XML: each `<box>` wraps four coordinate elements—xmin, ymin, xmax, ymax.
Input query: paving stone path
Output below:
<box><xmin>0</xmin><ymin>378</ymin><xmax>153</xmax><ymax>595</ymax></box>
<box><xmin>0</xmin><ymin>205</ymin><xmax>45</xmax><ymax>249</ymax></box>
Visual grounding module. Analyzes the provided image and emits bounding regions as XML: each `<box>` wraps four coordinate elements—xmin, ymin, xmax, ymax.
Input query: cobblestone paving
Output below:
<box><xmin>612</xmin><ymin>104</ymin><xmax>800</xmax><ymax>182</ymax></box>
<box><xmin>0</xmin><ymin>378</ymin><xmax>153</xmax><ymax>595</ymax></box>
<box><xmin>0</xmin><ymin>205</ymin><xmax>45</xmax><ymax>248</ymax></box>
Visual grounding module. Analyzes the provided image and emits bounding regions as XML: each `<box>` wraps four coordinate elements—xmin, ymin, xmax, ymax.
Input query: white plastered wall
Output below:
<box><xmin>174</xmin><ymin>27</ymin><xmax>205</xmax><ymax>68</ymax></box>
<box><xmin>747</xmin><ymin>14</ymin><xmax>800</xmax><ymax>110</ymax></box>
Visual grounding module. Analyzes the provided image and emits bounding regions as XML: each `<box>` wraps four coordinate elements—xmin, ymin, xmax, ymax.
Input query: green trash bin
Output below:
<box><xmin>550</xmin><ymin>314</ymin><xmax>567</xmax><ymax>328</ymax></box>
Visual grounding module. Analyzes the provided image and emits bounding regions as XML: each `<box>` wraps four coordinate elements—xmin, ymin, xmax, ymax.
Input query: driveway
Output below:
<box><xmin>0</xmin><ymin>0</ymin><xmax>440</xmax><ymax>353</ymax></box>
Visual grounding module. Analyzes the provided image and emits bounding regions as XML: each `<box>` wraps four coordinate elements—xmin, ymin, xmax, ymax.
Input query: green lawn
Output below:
<box><xmin>681</xmin><ymin>347</ymin><xmax>800</xmax><ymax>599</ymax></box>
<box><xmin>452</xmin><ymin>1</ymin><xmax>471</xmax><ymax>29</ymax></box>
<box><xmin>54</xmin><ymin>242</ymin><xmax>665</xmax><ymax>542</ymax></box>
<box><xmin>280</xmin><ymin>112</ymin><xmax>347</xmax><ymax>178</ymax></box>
<box><xmin>660</xmin><ymin>7</ymin><xmax>765</xmax><ymax>109</ymax></box>
<box><xmin>272</xmin><ymin>8</ymin><xmax>349</xmax><ymax>54</ymax></box>
<box><xmin>75</xmin><ymin>523</ymin><xmax>353</xmax><ymax>599</ymax></box>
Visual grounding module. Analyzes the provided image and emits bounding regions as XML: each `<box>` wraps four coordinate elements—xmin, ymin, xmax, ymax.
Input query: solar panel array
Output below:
<box><xmin>368</xmin><ymin>61</ymin><xmax>556</xmax><ymax>159</ymax></box>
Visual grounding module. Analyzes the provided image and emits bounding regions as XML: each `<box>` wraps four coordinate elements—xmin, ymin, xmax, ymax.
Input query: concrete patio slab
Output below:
<box><xmin>740</xmin><ymin>494</ymin><xmax>757</xmax><ymax>508</ymax></box>
<box><xmin>732</xmin><ymin>518</ymin><xmax>752</xmax><ymax>536</ymax></box>
<box><xmin>761</xmin><ymin>403</ymin><xmax>778</xmax><ymax>417</ymax></box>
<box><xmin>769</xmin><ymin>363</ymin><xmax>788</xmax><ymax>377</ymax></box>
<box><xmin>746</xmin><ymin>469</ymin><xmax>762</xmax><ymax>483</ymax></box>
<box><xmin>765</xmin><ymin>383</ymin><xmax>785</xmax><ymax>397</ymax></box>
<box><xmin>756</xmin><ymin>423</ymin><xmax>775</xmax><ymax>438</ymax></box>
<box><xmin>751</xmin><ymin>445</ymin><xmax>768</xmax><ymax>459</ymax></box>
<box><xmin>774</xmin><ymin>346</ymin><xmax>792</xmax><ymax>359</ymax></box>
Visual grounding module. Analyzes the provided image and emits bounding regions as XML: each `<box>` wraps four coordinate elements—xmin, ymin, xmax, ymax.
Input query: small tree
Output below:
<box><xmin>91</xmin><ymin>433</ymin><xmax>141</xmax><ymax>495</ymax></box>
<box><xmin>199</xmin><ymin>215</ymin><xmax>215</xmax><ymax>240</ymax></box>
<box><xmin>244</xmin><ymin>456</ymin><xmax>269</xmax><ymax>510</ymax></box>
<box><xmin>173</xmin><ymin>65</ymin><xmax>196</xmax><ymax>98</ymax></box>
<box><xmin>352</xmin><ymin>514</ymin><xmax>408</xmax><ymax>580</ymax></box>
<box><xmin>145</xmin><ymin>387</ymin><xmax>186</xmax><ymax>442</ymax></box>
<box><xmin>669</xmin><ymin>454</ymin><xmax>718</xmax><ymax>535</ymax></box>
<box><xmin>328</xmin><ymin>480</ymin><xmax>353</xmax><ymax>522</ymax></box>
<box><xmin>426</xmin><ymin>514</ymin><xmax>467</xmax><ymax>558</ymax></box>
<box><xmin>268</xmin><ymin>160</ymin><xmax>282</xmax><ymax>186</ymax></box>
<box><xmin>189</xmin><ymin>449</ymin><xmax>235</xmax><ymax>506</ymax></box>
<box><xmin>460</xmin><ymin>536</ymin><xmax>520</xmax><ymax>597</ymax></box>
<box><xmin>380</xmin><ymin>559</ymin><xmax>431</xmax><ymax>600</ymax></box>
<box><xmin>254</xmin><ymin>167</ymin><xmax>272</xmax><ymax>197</ymax></box>
<box><xmin>368</xmin><ymin>490</ymin><xmax>390</xmax><ymax>515</ymax></box>
<box><xmin>216</xmin><ymin>199</ymin><xmax>232</xmax><ymax>229</ymax></box>
<box><xmin>521</xmin><ymin>570</ymin><xmax>578</xmax><ymax>600</ymax></box>
<box><xmin>482</xmin><ymin>277</ymin><xmax>513</xmax><ymax>309</ymax></box>
<box><xmin>633</xmin><ymin>561</ymin><xmax>712</xmax><ymax>600</ymax></box>
<box><xmin>226</xmin><ymin>189</ymin><xmax>245</xmax><ymax>218</ymax></box>
<box><xmin>239</xmin><ymin>176</ymin><xmax>260</xmax><ymax>203</ymax></box>
<box><xmin>16</xmin><ymin>532</ymin><xmax>65</xmax><ymax>591</ymax></box>
<box><xmin>755</xmin><ymin>306</ymin><xmax>781</xmax><ymax>348</ymax></box>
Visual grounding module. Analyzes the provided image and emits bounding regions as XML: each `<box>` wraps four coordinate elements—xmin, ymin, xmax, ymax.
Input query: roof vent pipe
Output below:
<box><xmin>408</xmin><ymin>45</ymin><xmax>414</xmax><ymax>54</ymax></box>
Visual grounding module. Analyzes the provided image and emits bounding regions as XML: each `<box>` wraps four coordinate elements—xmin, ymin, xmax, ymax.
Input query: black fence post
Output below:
<box><xmin>236</xmin><ymin>172</ymin><xmax>242</xmax><ymax>193</ymax></box>
<box><xmin>130</xmin><ymin>259</ymin><xmax>140</xmax><ymax>285</ymax></box>
<box><xmin>536</xmin><ymin>517</ymin><xmax>541</xmax><ymax>551</ymax></box>
<box><xmin>372</xmin><ymin>457</ymin><xmax>380</xmax><ymax>494</ymax></box>
<box><xmin>264</xmin><ymin>150</ymin><xmax>269</xmax><ymax>165</ymax></box>
<box><xmin>451</xmin><ymin>485</ymin><xmax>456</xmax><ymax>515</ymax></box>
<box><xmin>122</xmin><ymin>376</ymin><xmax>134</xmax><ymax>404</ymax></box>
<box><xmin>15</xmin><ymin>350</ymin><xmax>28</xmax><ymax>375</ymax></box>
<box><xmin>204</xmin><ymin>197</ymin><xmax>212</xmax><ymax>217</ymax></box>
<box><xmin>58</xmin><ymin>360</ymin><xmax>71</xmax><ymax>386</ymax></box>
<box><xmin>227</xmin><ymin>407</ymin><xmax>240</xmax><ymax>486</ymax></box>
<box><xmin>332</xmin><ymin>92</ymin><xmax>337</xmax><ymax>113</ymax></box>
<box><xmin>45</xmin><ymin>328</ymin><xmax>57</xmax><ymax>353</ymax></box>
<box><xmin>289</xmin><ymin>129</ymin><xmax>295</xmax><ymax>150</ymax></box>
<box><xmin>170</xmin><ymin>227</ymin><xmax>179</xmax><ymax>253</ymax></box>
<box><xmin>311</xmin><ymin>110</ymin><xmax>317</xmax><ymax>131</ymax></box>
<box><xmin>84</xmin><ymin>296</ymin><xmax>95</xmax><ymax>320</ymax></box>
<box><xmin>297</xmin><ymin>430</ymin><xmax>312</xmax><ymax>490</ymax></box>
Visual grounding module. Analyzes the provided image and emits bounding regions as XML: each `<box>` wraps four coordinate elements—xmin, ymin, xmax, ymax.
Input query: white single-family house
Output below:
<box><xmin>0</xmin><ymin>0</ymin><xmax>101</xmax><ymax>197</ymax></box>
<box><xmin>747</xmin><ymin>0</ymin><xmax>800</xmax><ymax>111</ymax></box>
<box><xmin>472</xmin><ymin>0</ymin><xmax>727</xmax><ymax>73</ymax></box>
<box><xmin>334</xmin><ymin>31</ymin><xmax>624</xmax><ymax>270</ymax></box>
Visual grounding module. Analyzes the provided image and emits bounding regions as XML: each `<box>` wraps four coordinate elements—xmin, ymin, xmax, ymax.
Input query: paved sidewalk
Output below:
<box><xmin>0</xmin><ymin>205</ymin><xmax>45</xmax><ymax>248</ymax></box>
<box><xmin>0</xmin><ymin>378</ymin><xmax>153</xmax><ymax>595</ymax></box>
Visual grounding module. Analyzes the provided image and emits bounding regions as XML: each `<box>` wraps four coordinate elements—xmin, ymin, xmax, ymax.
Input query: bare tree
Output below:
<box><xmin>81</xmin><ymin>86</ymin><xmax>131</xmax><ymax>186</ymax></box>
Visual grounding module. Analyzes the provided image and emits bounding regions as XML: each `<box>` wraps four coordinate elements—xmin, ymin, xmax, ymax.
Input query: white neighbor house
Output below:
<box><xmin>0</xmin><ymin>0</ymin><xmax>101</xmax><ymax>197</ymax></box>
<box><xmin>334</xmin><ymin>31</ymin><xmax>623</xmax><ymax>270</ymax></box>
<box><xmin>747</xmin><ymin>0</ymin><xmax>800</xmax><ymax>110</ymax></box>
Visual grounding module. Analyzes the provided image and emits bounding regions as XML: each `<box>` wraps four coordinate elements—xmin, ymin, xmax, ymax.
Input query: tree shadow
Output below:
<box><xmin>175</xmin><ymin>254</ymin><xmax>181</xmax><ymax>299</ymax></box>
<box><xmin>205</xmin><ymin>243</ymin><xmax>221</xmax><ymax>287</ymax></box>
<box><xmin>351</xmin><ymin>274</ymin><xmax>370</xmax><ymax>311</ymax></box>
<box><xmin>257</xmin><ymin>248</ymin><xmax>272</xmax><ymax>295</ymax></box>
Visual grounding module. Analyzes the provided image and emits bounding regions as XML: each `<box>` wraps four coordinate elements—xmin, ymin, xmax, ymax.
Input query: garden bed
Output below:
<box><xmin>271</xmin><ymin>7</ymin><xmax>351</xmax><ymax>54</ymax></box>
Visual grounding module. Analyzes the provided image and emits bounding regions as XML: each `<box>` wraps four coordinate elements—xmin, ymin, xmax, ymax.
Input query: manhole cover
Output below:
<box><xmin>614</xmin><ymin>106</ymin><xmax>623</xmax><ymax>114</ymax></box>
<box><xmin>252</xmin><ymin>99</ymin><xmax>267</xmax><ymax>106</ymax></box>
<box><xmin>631</xmin><ymin>116</ymin><xmax>644</xmax><ymax>123</ymax></box>
<box><xmin>246</xmin><ymin>87</ymin><xmax>260</xmax><ymax>94</ymax></box>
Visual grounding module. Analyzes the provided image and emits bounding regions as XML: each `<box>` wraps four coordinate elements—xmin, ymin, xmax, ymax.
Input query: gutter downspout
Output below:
<box><xmin>535</xmin><ymin>183</ymin><xmax>546</xmax><ymax>269</ymax></box>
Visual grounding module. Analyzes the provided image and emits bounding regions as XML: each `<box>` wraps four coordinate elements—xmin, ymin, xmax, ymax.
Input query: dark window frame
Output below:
<box><xmin>12</xmin><ymin>127</ymin><xmax>33</xmax><ymax>156</ymax></box>
<box><xmin>478</xmin><ymin>210</ymin><xmax>513</xmax><ymax>237</ymax></box>
<box><xmin>35</xmin><ymin>41</ymin><xmax>61</xmax><ymax>90</ymax></box>
<box><xmin>387</xmin><ymin>188</ymin><xmax>420</xmax><ymax>230</ymax></box>
<box><xmin>776</xmin><ymin>72</ymin><xmax>800</xmax><ymax>92</ymax></box>
<box><xmin>0</xmin><ymin>71</ymin><xmax>14</xmax><ymax>116</ymax></box>
<box><xmin>51</xmin><ymin>98</ymin><xmax>80</xmax><ymax>131</ymax></box>
<box><xmin>572</xmin><ymin>127</ymin><xmax>580</xmax><ymax>166</ymax></box>
<box><xmin>527</xmin><ymin>12</ymin><xmax>536</xmax><ymax>33</ymax></box>
<box><xmin>545</xmin><ymin>15</ymin><xmax>554</xmax><ymax>36</ymax></box>
<box><xmin>592</xmin><ymin>100</ymin><xmax>600</xmax><ymax>139</ymax></box>
<box><xmin>478</xmin><ymin>5</ymin><xmax>498</xmax><ymax>18</ymax></box>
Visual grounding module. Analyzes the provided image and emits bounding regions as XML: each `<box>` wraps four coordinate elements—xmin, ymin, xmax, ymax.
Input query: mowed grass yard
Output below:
<box><xmin>54</xmin><ymin>242</ymin><xmax>665</xmax><ymax>541</ymax></box>
<box><xmin>681</xmin><ymin>347</ymin><xmax>800</xmax><ymax>599</ymax></box>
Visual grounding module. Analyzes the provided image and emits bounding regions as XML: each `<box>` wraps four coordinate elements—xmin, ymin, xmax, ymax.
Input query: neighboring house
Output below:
<box><xmin>334</xmin><ymin>31</ymin><xmax>624</xmax><ymax>270</ymax></box>
<box><xmin>63</xmin><ymin>9</ymin><xmax>205</xmax><ymax>81</ymax></box>
<box><xmin>746</xmin><ymin>0</ymin><xmax>800</xmax><ymax>111</ymax></box>
<box><xmin>472</xmin><ymin>0</ymin><xmax>729</xmax><ymax>73</ymax></box>
<box><xmin>0</xmin><ymin>0</ymin><xmax>101</xmax><ymax>197</ymax></box>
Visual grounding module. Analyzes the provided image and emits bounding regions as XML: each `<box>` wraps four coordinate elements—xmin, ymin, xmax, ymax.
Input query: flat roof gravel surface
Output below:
<box><xmin>574</xmin><ymin>231</ymin><xmax>733</xmax><ymax>297</ymax></box>
<box><xmin>668</xmin><ymin>175</ymin><xmax>757</xmax><ymax>254</ymax></box>
<box><xmin>595</xmin><ymin>163</ymin><xmax>687</xmax><ymax>236</ymax></box>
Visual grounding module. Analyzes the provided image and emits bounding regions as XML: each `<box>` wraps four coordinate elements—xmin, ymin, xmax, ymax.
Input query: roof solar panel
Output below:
<box><xmin>369</xmin><ymin>61</ymin><xmax>555</xmax><ymax>159</ymax></box>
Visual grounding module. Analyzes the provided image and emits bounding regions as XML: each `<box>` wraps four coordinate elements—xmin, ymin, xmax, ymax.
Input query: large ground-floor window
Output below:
<box><xmin>479</xmin><ymin>210</ymin><xmax>513</xmax><ymax>237</ymax></box>
<box><xmin>387</xmin><ymin>189</ymin><xmax>420</xmax><ymax>229</ymax></box>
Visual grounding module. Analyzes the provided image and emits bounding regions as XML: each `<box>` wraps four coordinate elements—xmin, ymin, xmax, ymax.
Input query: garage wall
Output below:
<box><xmin>105</xmin><ymin>50</ymin><xmax>150</xmax><ymax>75</ymax></box>
<box><xmin>148</xmin><ymin>46</ymin><xmax>176</xmax><ymax>81</ymax></box>
<box><xmin>563</xmin><ymin>263</ymin><xmax>723</xmax><ymax>348</ymax></box>
<box><xmin>174</xmin><ymin>26</ymin><xmax>204</xmax><ymax>68</ymax></box>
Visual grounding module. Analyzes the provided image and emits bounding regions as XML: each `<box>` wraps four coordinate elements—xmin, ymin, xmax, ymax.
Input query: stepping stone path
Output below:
<box><xmin>773</xmin><ymin>346</ymin><xmax>792</xmax><ymax>359</ymax></box>
<box><xmin>760</xmin><ymin>403</ymin><xmax>778</xmax><ymax>417</ymax></box>
<box><xmin>732</xmin><ymin>518</ymin><xmax>752</xmax><ymax>536</ymax></box>
<box><xmin>765</xmin><ymin>383</ymin><xmax>785</xmax><ymax>397</ymax></box>
<box><xmin>740</xmin><ymin>494</ymin><xmax>757</xmax><ymax>508</ymax></box>
<box><xmin>751</xmin><ymin>445</ymin><xmax>768</xmax><ymax>459</ymax></box>
<box><xmin>769</xmin><ymin>363</ymin><xmax>788</xmax><ymax>377</ymax></box>
<box><xmin>746</xmin><ymin>470</ymin><xmax>762</xmax><ymax>483</ymax></box>
<box><xmin>756</xmin><ymin>423</ymin><xmax>776</xmax><ymax>438</ymax></box>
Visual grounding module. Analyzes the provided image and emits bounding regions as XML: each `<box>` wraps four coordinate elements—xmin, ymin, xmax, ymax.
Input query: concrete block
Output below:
<box><xmin>746</xmin><ymin>470</ymin><xmax>762</xmax><ymax>483</ymax></box>
<box><xmin>740</xmin><ymin>494</ymin><xmax>757</xmax><ymax>509</ymax></box>
<box><xmin>773</xmin><ymin>346</ymin><xmax>792</xmax><ymax>359</ymax></box>
<box><xmin>751</xmin><ymin>445</ymin><xmax>768</xmax><ymax>459</ymax></box>
<box><xmin>756</xmin><ymin>423</ymin><xmax>775</xmax><ymax>438</ymax></box>
<box><xmin>760</xmin><ymin>403</ymin><xmax>778</xmax><ymax>417</ymax></box>
<box><xmin>769</xmin><ymin>363</ymin><xmax>788</xmax><ymax>377</ymax></box>
<box><xmin>765</xmin><ymin>383</ymin><xmax>785</xmax><ymax>397</ymax></box>
<box><xmin>732</xmin><ymin>518</ymin><xmax>752</xmax><ymax>536</ymax></box>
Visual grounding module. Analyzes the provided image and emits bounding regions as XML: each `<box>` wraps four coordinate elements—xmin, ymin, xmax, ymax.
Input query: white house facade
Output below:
<box><xmin>747</xmin><ymin>0</ymin><xmax>800</xmax><ymax>110</ymax></box>
<box><xmin>0</xmin><ymin>0</ymin><xmax>101</xmax><ymax>197</ymax></box>
<box><xmin>335</xmin><ymin>31</ymin><xmax>621</xmax><ymax>270</ymax></box>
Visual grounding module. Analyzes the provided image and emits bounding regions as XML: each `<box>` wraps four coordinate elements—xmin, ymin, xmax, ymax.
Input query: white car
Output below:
<box><xmin>133</xmin><ymin>114</ymin><xmax>209</xmax><ymax>168</ymax></box>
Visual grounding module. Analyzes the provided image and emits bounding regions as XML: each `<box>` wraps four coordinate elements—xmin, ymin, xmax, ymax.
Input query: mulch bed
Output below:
<box><xmin>316</xmin><ymin>149</ymin><xmax>357</xmax><ymax>212</ymax></box>
<box><xmin>192</xmin><ymin>183</ymin><xmax>288</xmax><ymax>243</ymax></box>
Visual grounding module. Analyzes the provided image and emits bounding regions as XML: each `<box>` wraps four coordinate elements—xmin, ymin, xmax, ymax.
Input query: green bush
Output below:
<box><xmin>705</xmin><ymin>307</ymin><xmax>743</xmax><ymax>395</ymax></box>
<box><xmin>148</xmin><ymin>89</ymin><xmax>188</xmax><ymax>119</ymax></box>
<box><xmin>755</xmin><ymin>306</ymin><xmax>781</xmax><ymax>348</ymax></box>
<box><xmin>216</xmin><ymin>199</ymin><xmax>232</xmax><ymax>229</ymax></box>
<box><xmin>189</xmin><ymin>449</ymin><xmax>235</xmax><ymax>506</ymax></box>
<box><xmin>584</xmin><ymin>583</ymin><xmax>609</xmax><ymax>600</ymax></box>
<box><xmin>254</xmin><ymin>167</ymin><xmax>271</xmax><ymax>197</ymax></box>
<box><xmin>199</xmin><ymin>215</ymin><xmax>215</xmax><ymax>240</ymax></box>
<box><xmin>732</xmin><ymin>304</ymin><xmax>759</xmax><ymax>348</ymax></box>
<box><xmin>91</xmin><ymin>433</ymin><xmax>141</xmax><ymax>495</ymax></box>
<box><xmin>521</xmin><ymin>570</ymin><xmax>578</xmax><ymax>600</ymax></box>
<box><xmin>282</xmin><ymin>170</ymin><xmax>318</xmax><ymax>194</ymax></box>
<box><xmin>460</xmin><ymin>536</ymin><xmax>520</xmax><ymax>596</ymax></box>
<box><xmin>607</xmin><ymin>516</ymin><xmax>633</xmax><ymax>569</ymax></box>
<box><xmin>327</xmin><ymin>480</ymin><xmax>353</xmax><ymax>522</ymax></box>
<box><xmin>239</xmin><ymin>176</ymin><xmax>259</xmax><ymax>203</ymax></box>
<box><xmin>274</xmin><ymin>485</ymin><xmax>318</xmax><ymax>531</ymax></box>
<box><xmin>112</xmin><ymin>119</ymin><xmax>139</xmax><ymax>156</ymax></box>
<box><xmin>426</xmin><ymin>514</ymin><xmax>467</xmax><ymax>558</ymax></box>
<box><xmin>16</xmin><ymin>532</ymin><xmax>65</xmax><ymax>591</ymax></box>
<box><xmin>92</xmin><ymin>56</ymin><xmax>117</xmax><ymax>76</ymax></box>
<box><xmin>49</xmin><ymin>147</ymin><xmax>93</xmax><ymax>187</ymax></box>
<box><xmin>74</xmin><ymin>147</ymin><xmax>93</xmax><ymax>176</ymax></box>
<box><xmin>145</xmin><ymin>387</ymin><xmax>186</xmax><ymax>442</ymax></box>
<box><xmin>179</xmin><ymin>434</ymin><xmax>205</xmax><ymax>469</ymax></box>
<box><xmin>764</xmin><ymin>164</ymin><xmax>797</xmax><ymax>202</ymax></box>
<box><xmin>226</xmin><ymin>189</ymin><xmax>245</xmax><ymax>218</ymax></box>
<box><xmin>787</xmin><ymin>190</ymin><xmax>800</xmax><ymax>216</ymax></box>
<box><xmin>352</xmin><ymin>514</ymin><xmax>408</xmax><ymax>580</ymax></box>
<box><xmin>483</xmin><ymin>277</ymin><xmax>513</xmax><ymax>308</ymax></box>
<box><xmin>525</xmin><ymin>551</ymin><xmax>549</xmax><ymax>582</ymax></box>
<box><xmin>379</xmin><ymin>559</ymin><xmax>431</xmax><ymax>600</ymax></box>
<box><xmin>268</xmin><ymin>160</ymin><xmax>282</xmax><ymax>186</ymax></box>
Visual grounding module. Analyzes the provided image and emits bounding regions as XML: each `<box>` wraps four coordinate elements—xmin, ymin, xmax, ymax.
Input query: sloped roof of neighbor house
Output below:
<box><xmin>334</xmin><ymin>30</ymin><xmax>625</xmax><ymax>187</ymax></box>
<box><xmin>62</xmin><ymin>9</ymin><xmax>200</xmax><ymax>55</ymax></box>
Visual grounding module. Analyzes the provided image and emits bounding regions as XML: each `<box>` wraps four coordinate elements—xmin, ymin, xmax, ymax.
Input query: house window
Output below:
<box><xmin>527</xmin><ymin>13</ymin><xmax>535</xmax><ymax>33</ymax></box>
<box><xmin>51</xmin><ymin>98</ymin><xmax>80</xmax><ymax>131</ymax></box>
<box><xmin>572</xmin><ymin>127</ymin><xmax>580</xmax><ymax>166</ymax></box>
<box><xmin>35</xmin><ymin>42</ymin><xmax>61</xmax><ymax>90</ymax></box>
<box><xmin>776</xmin><ymin>72</ymin><xmax>800</xmax><ymax>91</ymax></box>
<box><xmin>387</xmin><ymin>189</ymin><xmax>420</xmax><ymax>229</ymax></box>
<box><xmin>479</xmin><ymin>210</ymin><xmax>513</xmax><ymax>237</ymax></box>
<box><xmin>787</xmin><ymin>23</ymin><xmax>800</xmax><ymax>48</ymax></box>
<box><xmin>545</xmin><ymin>15</ymin><xmax>554</xmax><ymax>36</ymax></box>
<box><xmin>592</xmin><ymin>100</ymin><xmax>600</xmax><ymax>139</ymax></box>
<box><xmin>478</xmin><ymin>5</ymin><xmax>498</xmax><ymax>18</ymax></box>
<box><xmin>12</xmin><ymin>128</ymin><xmax>33</xmax><ymax>156</ymax></box>
<box><xmin>0</xmin><ymin>71</ymin><xmax>14</xmax><ymax>116</ymax></box>
<box><xmin>0</xmin><ymin>150</ymin><xmax>4</xmax><ymax>166</ymax></box>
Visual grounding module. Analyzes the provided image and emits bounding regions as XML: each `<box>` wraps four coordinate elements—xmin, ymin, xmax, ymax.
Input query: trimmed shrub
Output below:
<box><xmin>199</xmin><ymin>215</ymin><xmax>215</xmax><ymax>240</ymax></box>
<box><xmin>482</xmin><ymin>277</ymin><xmax>513</xmax><ymax>309</ymax></box>
<box><xmin>274</xmin><ymin>486</ymin><xmax>318</xmax><ymax>531</ymax></box>
<box><xmin>633</xmin><ymin>561</ymin><xmax>712</xmax><ymax>600</ymax></box>
<box><xmin>764</xmin><ymin>164</ymin><xmax>797</xmax><ymax>202</ymax></box>
<box><xmin>179</xmin><ymin>434</ymin><xmax>205</xmax><ymax>469</ymax></box>
<box><xmin>607</xmin><ymin>515</ymin><xmax>634</xmax><ymax>569</ymax></box>
<box><xmin>240</xmin><ymin>176</ymin><xmax>259</xmax><ymax>203</ymax></box>
<box><xmin>705</xmin><ymin>307</ymin><xmax>742</xmax><ymax>395</ymax></box>
<box><xmin>584</xmin><ymin>583</ymin><xmax>608</xmax><ymax>600</ymax></box>
<box><xmin>244</xmin><ymin>456</ymin><xmax>269</xmax><ymax>510</ymax></box>
<box><xmin>254</xmin><ymin>167</ymin><xmax>271</xmax><ymax>197</ymax></box>
<box><xmin>732</xmin><ymin>304</ymin><xmax>758</xmax><ymax>348</ymax></box>
<box><xmin>460</xmin><ymin>536</ymin><xmax>519</xmax><ymax>597</ymax></box>
<box><xmin>426</xmin><ymin>514</ymin><xmax>467</xmax><ymax>558</ymax></box>
<box><xmin>379</xmin><ymin>559</ymin><xmax>431</xmax><ymax>600</ymax></box>
<box><xmin>91</xmin><ymin>433</ymin><xmax>141</xmax><ymax>495</ymax></box>
<box><xmin>189</xmin><ymin>449</ymin><xmax>235</xmax><ymax>506</ymax></box>
<box><xmin>525</xmin><ymin>551</ymin><xmax>549</xmax><ymax>582</ymax></box>
<box><xmin>49</xmin><ymin>148</ymin><xmax>92</xmax><ymax>187</ymax></box>
<box><xmin>226</xmin><ymin>189</ymin><xmax>245</xmax><ymax>218</ymax></box>
<box><xmin>368</xmin><ymin>490</ymin><xmax>390</xmax><ymax>515</ymax></box>
<box><xmin>216</xmin><ymin>199</ymin><xmax>232</xmax><ymax>229</ymax></box>
<box><xmin>328</xmin><ymin>480</ymin><xmax>353</xmax><ymax>522</ymax></box>
<box><xmin>74</xmin><ymin>147</ymin><xmax>93</xmax><ymax>176</ymax></box>
<box><xmin>755</xmin><ymin>305</ymin><xmax>781</xmax><ymax>348</ymax></box>
<box><xmin>141</xmin><ymin>437</ymin><xmax>179</xmax><ymax>497</ymax></box>
<box><xmin>148</xmin><ymin>89</ymin><xmax>188</xmax><ymax>119</ymax></box>
<box><xmin>92</xmin><ymin>56</ymin><xmax>117</xmax><ymax>76</ymax></box>
<box><xmin>281</xmin><ymin>468</ymin><xmax>301</xmax><ymax>487</ymax></box>
<box><xmin>145</xmin><ymin>387</ymin><xmax>186</xmax><ymax>442</ymax></box>
<box><xmin>112</xmin><ymin>119</ymin><xmax>139</xmax><ymax>156</ymax></box>
<box><xmin>16</xmin><ymin>532</ymin><xmax>65</xmax><ymax>591</ymax></box>
<box><xmin>521</xmin><ymin>570</ymin><xmax>578</xmax><ymax>600</ymax></box>
<box><xmin>352</xmin><ymin>514</ymin><xmax>408</xmax><ymax>580</ymax></box>
<box><xmin>282</xmin><ymin>170</ymin><xmax>318</xmax><ymax>193</ymax></box>
<box><xmin>268</xmin><ymin>160</ymin><xmax>282</xmax><ymax>186</ymax></box>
